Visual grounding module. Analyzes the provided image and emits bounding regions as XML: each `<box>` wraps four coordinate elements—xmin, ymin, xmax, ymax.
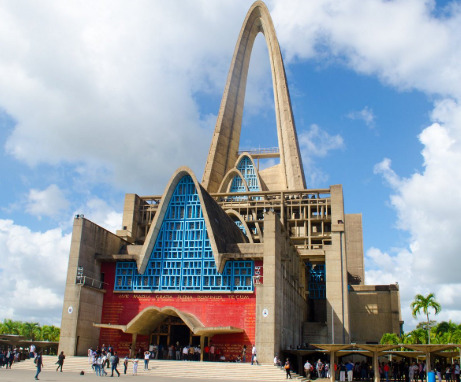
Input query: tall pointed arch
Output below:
<box><xmin>202</xmin><ymin>1</ymin><xmax>306</xmax><ymax>193</ymax></box>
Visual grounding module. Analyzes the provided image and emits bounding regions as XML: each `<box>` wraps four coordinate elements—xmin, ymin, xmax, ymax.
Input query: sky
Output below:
<box><xmin>1</xmin><ymin>0</ymin><xmax>461</xmax><ymax>333</ymax></box>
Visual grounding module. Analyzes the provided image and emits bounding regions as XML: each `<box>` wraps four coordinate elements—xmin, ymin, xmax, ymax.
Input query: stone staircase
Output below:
<box><xmin>12</xmin><ymin>356</ymin><xmax>308</xmax><ymax>381</ymax></box>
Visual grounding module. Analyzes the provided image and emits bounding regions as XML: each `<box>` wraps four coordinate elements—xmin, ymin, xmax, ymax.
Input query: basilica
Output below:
<box><xmin>59</xmin><ymin>1</ymin><xmax>402</xmax><ymax>363</ymax></box>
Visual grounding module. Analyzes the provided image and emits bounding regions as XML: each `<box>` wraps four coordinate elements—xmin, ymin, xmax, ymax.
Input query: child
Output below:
<box><xmin>132</xmin><ymin>358</ymin><xmax>138</xmax><ymax>375</ymax></box>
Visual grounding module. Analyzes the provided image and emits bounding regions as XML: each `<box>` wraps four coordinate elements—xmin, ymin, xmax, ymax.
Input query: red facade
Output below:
<box><xmin>99</xmin><ymin>262</ymin><xmax>260</xmax><ymax>360</ymax></box>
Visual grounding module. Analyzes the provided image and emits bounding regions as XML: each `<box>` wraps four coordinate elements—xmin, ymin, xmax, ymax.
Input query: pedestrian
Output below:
<box><xmin>30</xmin><ymin>344</ymin><xmax>36</xmax><ymax>359</ymax></box>
<box><xmin>132</xmin><ymin>358</ymin><xmax>138</xmax><ymax>375</ymax></box>
<box><xmin>101</xmin><ymin>353</ymin><xmax>108</xmax><ymax>376</ymax></box>
<box><xmin>210</xmin><ymin>344</ymin><xmax>215</xmax><ymax>361</ymax></box>
<box><xmin>95</xmin><ymin>355</ymin><xmax>102</xmax><ymax>376</ymax></box>
<box><xmin>88</xmin><ymin>347</ymin><xmax>93</xmax><ymax>365</ymax></box>
<box><xmin>285</xmin><ymin>358</ymin><xmax>292</xmax><ymax>379</ymax></box>
<box><xmin>56</xmin><ymin>351</ymin><xmax>65</xmax><ymax>372</ymax></box>
<box><xmin>144</xmin><ymin>350</ymin><xmax>150</xmax><ymax>370</ymax></box>
<box><xmin>123</xmin><ymin>356</ymin><xmax>129</xmax><ymax>374</ymax></box>
<box><xmin>340</xmin><ymin>362</ymin><xmax>346</xmax><ymax>382</ymax></box>
<box><xmin>110</xmin><ymin>351</ymin><xmax>120</xmax><ymax>377</ymax></box>
<box><xmin>304</xmin><ymin>359</ymin><xmax>313</xmax><ymax>380</ymax></box>
<box><xmin>34</xmin><ymin>351</ymin><xmax>43</xmax><ymax>380</ymax></box>
<box><xmin>346</xmin><ymin>360</ymin><xmax>354</xmax><ymax>382</ymax></box>
<box><xmin>251</xmin><ymin>344</ymin><xmax>257</xmax><ymax>365</ymax></box>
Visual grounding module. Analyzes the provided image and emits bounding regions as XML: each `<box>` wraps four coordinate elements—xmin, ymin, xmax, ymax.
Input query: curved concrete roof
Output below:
<box><xmin>138</xmin><ymin>167</ymin><xmax>247</xmax><ymax>274</ymax></box>
<box><xmin>94</xmin><ymin>305</ymin><xmax>243</xmax><ymax>337</ymax></box>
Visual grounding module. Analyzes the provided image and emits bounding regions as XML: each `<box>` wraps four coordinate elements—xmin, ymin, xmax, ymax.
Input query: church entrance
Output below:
<box><xmin>149</xmin><ymin>316</ymin><xmax>202</xmax><ymax>352</ymax></box>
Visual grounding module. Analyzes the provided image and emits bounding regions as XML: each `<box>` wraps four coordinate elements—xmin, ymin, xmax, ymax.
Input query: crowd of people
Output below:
<box><xmin>0</xmin><ymin>344</ymin><xmax>57</xmax><ymax>380</ymax></box>
<box><xmin>85</xmin><ymin>342</ymin><xmax>257</xmax><ymax>376</ymax></box>
<box><xmin>0</xmin><ymin>347</ymin><xmax>16</xmax><ymax>368</ymax></box>
<box><xmin>292</xmin><ymin>359</ymin><xmax>461</xmax><ymax>382</ymax></box>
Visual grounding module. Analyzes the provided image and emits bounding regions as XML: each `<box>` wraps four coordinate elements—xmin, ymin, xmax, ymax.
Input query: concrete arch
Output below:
<box><xmin>234</xmin><ymin>153</ymin><xmax>265</xmax><ymax>191</ymax></box>
<box><xmin>225</xmin><ymin>209</ymin><xmax>254</xmax><ymax>243</ymax></box>
<box><xmin>125</xmin><ymin>306</ymin><xmax>205</xmax><ymax>335</ymax></box>
<box><xmin>95</xmin><ymin>305</ymin><xmax>244</xmax><ymax>337</ymax></box>
<box><xmin>202</xmin><ymin>1</ymin><xmax>306</xmax><ymax>193</ymax></box>
<box><xmin>218</xmin><ymin>168</ymin><xmax>248</xmax><ymax>193</ymax></box>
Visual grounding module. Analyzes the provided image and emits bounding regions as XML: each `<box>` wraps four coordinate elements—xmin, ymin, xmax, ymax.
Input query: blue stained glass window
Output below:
<box><xmin>230</xmin><ymin>156</ymin><xmax>260</xmax><ymax>193</ymax></box>
<box><xmin>307</xmin><ymin>263</ymin><xmax>326</xmax><ymax>299</ymax></box>
<box><xmin>115</xmin><ymin>175</ymin><xmax>254</xmax><ymax>292</ymax></box>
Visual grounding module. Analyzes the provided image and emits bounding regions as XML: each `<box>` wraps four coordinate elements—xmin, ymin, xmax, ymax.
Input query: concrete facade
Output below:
<box><xmin>59</xmin><ymin>0</ymin><xmax>402</xmax><ymax>363</ymax></box>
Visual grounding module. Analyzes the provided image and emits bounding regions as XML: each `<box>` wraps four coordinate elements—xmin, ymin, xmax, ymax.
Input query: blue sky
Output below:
<box><xmin>1</xmin><ymin>0</ymin><xmax>461</xmax><ymax>331</ymax></box>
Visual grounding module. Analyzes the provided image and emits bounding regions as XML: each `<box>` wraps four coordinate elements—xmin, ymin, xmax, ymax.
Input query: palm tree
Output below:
<box><xmin>41</xmin><ymin>325</ymin><xmax>60</xmax><ymax>342</ymax></box>
<box><xmin>20</xmin><ymin>322</ymin><xmax>40</xmax><ymax>340</ymax></box>
<box><xmin>380</xmin><ymin>333</ymin><xmax>400</xmax><ymax>345</ymax></box>
<box><xmin>0</xmin><ymin>319</ymin><xmax>21</xmax><ymax>335</ymax></box>
<box><xmin>411</xmin><ymin>293</ymin><xmax>442</xmax><ymax>344</ymax></box>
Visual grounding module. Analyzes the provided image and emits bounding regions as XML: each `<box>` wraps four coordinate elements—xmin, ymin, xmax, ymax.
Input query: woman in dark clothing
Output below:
<box><xmin>285</xmin><ymin>358</ymin><xmax>292</xmax><ymax>379</ymax></box>
<box><xmin>56</xmin><ymin>351</ymin><xmax>65</xmax><ymax>372</ymax></box>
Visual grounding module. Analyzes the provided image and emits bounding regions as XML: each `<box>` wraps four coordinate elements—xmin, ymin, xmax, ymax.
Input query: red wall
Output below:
<box><xmin>99</xmin><ymin>261</ymin><xmax>261</xmax><ymax>360</ymax></box>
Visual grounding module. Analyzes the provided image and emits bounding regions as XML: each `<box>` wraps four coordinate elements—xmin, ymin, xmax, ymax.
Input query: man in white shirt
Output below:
<box><xmin>304</xmin><ymin>360</ymin><xmax>313</xmax><ymax>380</ymax></box>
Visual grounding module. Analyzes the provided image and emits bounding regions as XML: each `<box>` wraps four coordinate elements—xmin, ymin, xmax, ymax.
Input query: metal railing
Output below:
<box><xmin>76</xmin><ymin>275</ymin><xmax>107</xmax><ymax>290</ymax></box>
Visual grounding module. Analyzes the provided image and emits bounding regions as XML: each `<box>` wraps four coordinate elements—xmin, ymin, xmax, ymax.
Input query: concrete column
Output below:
<box><xmin>131</xmin><ymin>333</ymin><xmax>137</xmax><ymax>358</ymax></box>
<box><xmin>426</xmin><ymin>351</ymin><xmax>431</xmax><ymax>380</ymax></box>
<box><xmin>200</xmin><ymin>336</ymin><xmax>205</xmax><ymax>362</ymax></box>
<box><xmin>330</xmin><ymin>351</ymin><xmax>336</xmax><ymax>382</ymax></box>
<box><xmin>373</xmin><ymin>351</ymin><xmax>379</xmax><ymax>382</ymax></box>
<box><xmin>297</xmin><ymin>353</ymin><xmax>303</xmax><ymax>376</ymax></box>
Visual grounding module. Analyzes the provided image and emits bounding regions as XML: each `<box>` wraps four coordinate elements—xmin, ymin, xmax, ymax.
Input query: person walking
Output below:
<box><xmin>95</xmin><ymin>354</ymin><xmax>103</xmax><ymax>376</ymax></box>
<box><xmin>251</xmin><ymin>345</ymin><xmax>257</xmax><ymax>365</ymax></box>
<box><xmin>56</xmin><ymin>351</ymin><xmax>65</xmax><ymax>372</ymax></box>
<box><xmin>123</xmin><ymin>356</ymin><xmax>129</xmax><ymax>374</ymax></box>
<box><xmin>110</xmin><ymin>351</ymin><xmax>120</xmax><ymax>377</ymax></box>
<box><xmin>34</xmin><ymin>351</ymin><xmax>43</xmax><ymax>380</ymax></box>
<box><xmin>304</xmin><ymin>359</ymin><xmax>313</xmax><ymax>380</ymax></box>
<box><xmin>285</xmin><ymin>358</ymin><xmax>292</xmax><ymax>379</ymax></box>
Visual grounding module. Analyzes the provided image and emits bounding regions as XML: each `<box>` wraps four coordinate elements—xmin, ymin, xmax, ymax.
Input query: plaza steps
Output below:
<box><xmin>11</xmin><ymin>355</ymin><xmax>307</xmax><ymax>381</ymax></box>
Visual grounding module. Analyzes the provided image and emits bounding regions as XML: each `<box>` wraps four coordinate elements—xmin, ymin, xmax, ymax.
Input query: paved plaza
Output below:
<box><xmin>0</xmin><ymin>369</ymin><xmax>261</xmax><ymax>382</ymax></box>
<box><xmin>0</xmin><ymin>356</ymin><xmax>305</xmax><ymax>382</ymax></box>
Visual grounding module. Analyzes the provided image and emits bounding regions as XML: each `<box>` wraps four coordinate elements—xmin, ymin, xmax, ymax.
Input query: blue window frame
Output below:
<box><xmin>307</xmin><ymin>262</ymin><xmax>326</xmax><ymax>299</ymax></box>
<box><xmin>115</xmin><ymin>175</ymin><xmax>254</xmax><ymax>292</ymax></box>
<box><xmin>230</xmin><ymin>156</ymin><xmax>260</xmax><ymax>193</ymax></box>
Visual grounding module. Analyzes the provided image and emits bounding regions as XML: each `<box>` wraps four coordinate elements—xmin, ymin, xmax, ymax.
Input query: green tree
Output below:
<box><xmin>411</xmin><ymin>293</ymin><xmax>442</xmax><ymax>344</ymax></box>
<box><xmin>380</xmin><ymin>333</ymin><xmax>400</xmax><ymax>345</ymax></box>
<box><xmin>20</xmin><ymin>322</ymin><xmax>40</xmax><ymax>340</ymax></box>
<box><xmin>41</xmin><ymin>325</ymin><xmax>60</xmax><ymax>342</ymax></box>
<box><xmin>0</xmin><ymin>319</ymin><xmax>21</xmax><ymax>335</ymax></box>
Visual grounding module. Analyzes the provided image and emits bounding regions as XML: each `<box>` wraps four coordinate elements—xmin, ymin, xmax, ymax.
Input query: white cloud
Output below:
<box><xmin>347</xmin><ymin>106</ymin><xmax>375</xmax><ymax>128</ymax></box>
<box><xmin>298</xmin><ymin>124</ymin><xmax>344</xmax><ymax>185</ymax></box>
<box><xmin>299</xmin><ymin>124</ymin><xmax>344</xmax><ymax>158</ymax></box>
<box><xmin>25</xmin><ymin>184</ymin><xmax>69</xmax><ymax>219</ymax></box>
<box><xmin>74</xmin><ymin>197</ymin><xmax>123</xmax><ymax>234</ymax></box>
<box><xmin>0</xmin><ymin>193</ymin><xmax>122</xmax><ymax>324</ymax></box>
<box><xmin>0</xmin><ymin>0</ymin><xmax>255</xmax><ymax>194</ymax></box>
<box><xmin>370</xmin><ymin>98</ymin><xmax>461</xmax><ymax>330</ymax></box>
<box><xmin>0</xmin><ymin>219</ymin><xmax>71</xmax><ymax>325</ymax></box>
<box><xmin>272</xmin><ymin>0</ymin><xmax>461</xmax><ymax>98</ymax></box>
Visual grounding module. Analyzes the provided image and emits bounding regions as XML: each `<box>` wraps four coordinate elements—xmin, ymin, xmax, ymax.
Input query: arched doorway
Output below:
<box><xmin>149</xmin><ymin>316</ymin><xmax>203</xmax><ymax>351</ymax></box>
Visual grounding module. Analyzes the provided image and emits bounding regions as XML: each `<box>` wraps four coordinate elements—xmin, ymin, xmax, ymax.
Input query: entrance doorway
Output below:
<box><xmin>170</xmin><ymin>324</ymin><xmax>190</xmax><ymax>346</ymax></box>
<box><xmin>150</xmin><ymin>316</ymin><xmax>194</xmax><ymax>349</ymax></box>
